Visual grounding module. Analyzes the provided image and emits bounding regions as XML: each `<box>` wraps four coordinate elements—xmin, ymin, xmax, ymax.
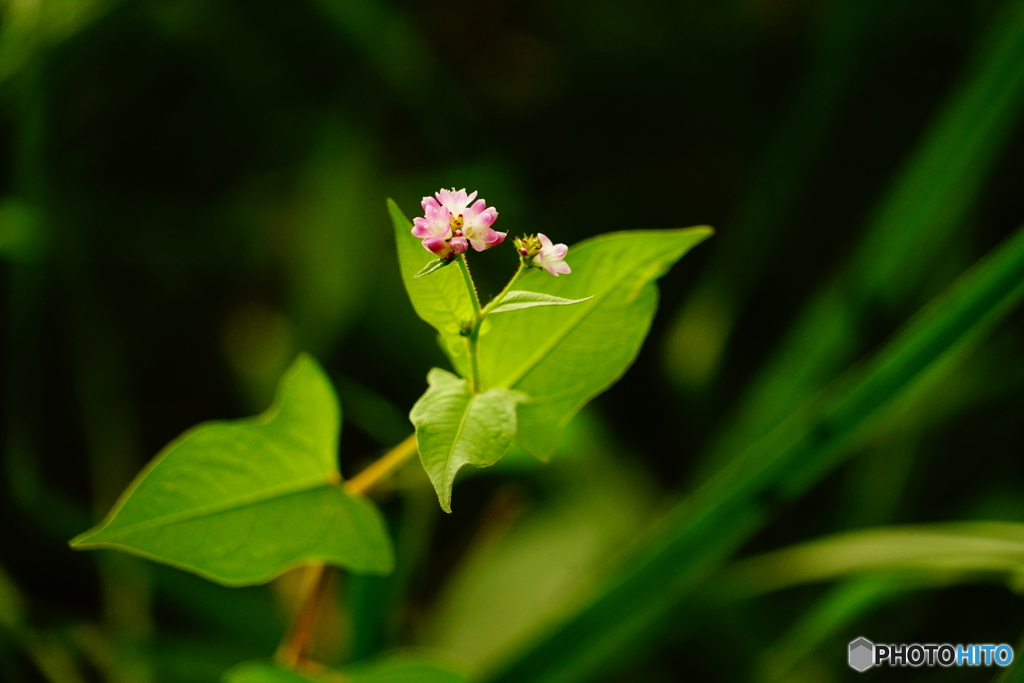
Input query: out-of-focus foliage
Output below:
<box><xmin>226</xmin><ymin>654</ymin><xmax>467</xmax><ymax>683</ymax></box>
<box><xmin>3</xmin><ymin>0</ymin><xmax>1024</xmax><ymax>681</ymax></box>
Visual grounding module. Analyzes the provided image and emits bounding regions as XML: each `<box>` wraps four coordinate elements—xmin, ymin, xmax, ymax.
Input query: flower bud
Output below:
<box><xmin>514</xmin><ymin>235</ymin><xmax>543</xmax><ymax>260</ymax></box>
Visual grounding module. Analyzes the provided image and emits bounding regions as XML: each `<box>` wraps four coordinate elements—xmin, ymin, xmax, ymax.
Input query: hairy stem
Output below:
<box><xmin>275</xmin><ymin>434</ymin><xmax>418</xmax><ymax>667</ymax></box>
<box><xmin>457</xmin><ymin>255</ymin><xmax>483</xmax><ymax>392</ymax></box>
<box><xmin>457</xmin><ymin>255</ymin><xmax>482</xmax><ymax>315</ymax></box>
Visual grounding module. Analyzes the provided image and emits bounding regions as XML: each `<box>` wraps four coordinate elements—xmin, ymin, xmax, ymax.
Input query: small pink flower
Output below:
<box><xmin>533</xmin><ymin>233</ymin><xmax>571</xmax><ymax>276</ymax></box>
<box><xmin>461</xmin><ymin>199</ymin><xmax>505</xmax><ymax>252</ymax></box>
<box><xmin>423</xmin><ymin>235</ymin><xmax>453</xmax><ymax>257</ymax></box>
<box><xmin>450</xmin><ymin>232</ymin><xmax>469</xmax><ymax>254</ymax></box>
<box><xmin>412</xmin><ymin>196</ymin><xmax>451</xmax><ymax>251</ymax></box>
<box><xmin>412</xmin><ymin>188</ymin><xmax>505</xmax><ymax>256</ymax></box>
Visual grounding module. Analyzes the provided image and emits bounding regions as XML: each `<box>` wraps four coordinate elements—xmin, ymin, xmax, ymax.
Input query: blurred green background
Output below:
<box><xmin>3</xmin><ymin>0</ymin><xmax>1024</xmax><ymax>681</ymax></box>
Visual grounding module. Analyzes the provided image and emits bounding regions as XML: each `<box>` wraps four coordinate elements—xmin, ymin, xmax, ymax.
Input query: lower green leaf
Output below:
<box><xmin>70</xmin><ymin>354</ymin><xmax>394</xmax><ymax>586</ymax></box>
<box><xmin>410</xmin><ymin>368</ymin><xmax>527</xmax><ymax>513</ymax></box>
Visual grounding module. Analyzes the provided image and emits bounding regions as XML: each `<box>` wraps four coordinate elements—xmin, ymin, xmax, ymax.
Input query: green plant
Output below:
<box><xmin>69</xmin><ymin>192</ymin><xmax>712</xmax><ymax>680</ymax></box>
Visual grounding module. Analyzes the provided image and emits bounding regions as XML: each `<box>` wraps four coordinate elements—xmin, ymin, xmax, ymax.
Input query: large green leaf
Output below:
<box><xmin>70</xmin><ymin>355</ymin><xmax>394</xmax><ymax>586</ymax></box>
<box><xmin>225</xmin><ymin>655</ymin><xmax>467</xmax><ymax>683</ymax></box>
<box><xmin>389</xmin><ymin>199</ymin><xmax>475</xmax><ymax>344</ymax></box>
<box><xmin>478</xmin><ymin>229</ymin><xmax>712</xmax><ymax>459</ymax></box>
<box><xmin>484</xmin><ymin>223</ymin><xmax>1024</xmax><ymax>683</ymax></box>
<box><xmin>410</xmin><ymin>368</ymin><xmax>526</xmax><ymax>513</ymax></box>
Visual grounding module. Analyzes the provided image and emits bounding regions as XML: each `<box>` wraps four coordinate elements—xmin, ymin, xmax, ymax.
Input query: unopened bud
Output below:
<box><xmin>513</xmin><ymin>235</ymin><xmax>543</xmax><ymax>261</ymax></box>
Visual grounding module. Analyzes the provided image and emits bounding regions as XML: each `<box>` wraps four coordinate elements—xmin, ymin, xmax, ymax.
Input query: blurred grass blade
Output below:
<box><xmin>225</xmin><ymin>654</ymin><xmax>468</xmax><ymax>682</ymax></box>
<box><xmin>701</xmin><ymin>0</ymin><xmax>1024</xmax><ymax>470</ymax></box>
<box><xmin>665</xmin><ymin>0</ymin><xmax>882</xmax><ymax>387</ymax></box>
<box><xmin>720</xmin><ymin>522</ymin><xmax>1024</xmax><ymax>598</ymax></box>
<box><xmin>484</xmin><ymin>224</ymin><xmax>1024</xmax><ymax>683</ymax></box>
<box><xmin>754</xmin><ymin>579</ymin><xmax>909</xmax><ymax>683</ymax></box>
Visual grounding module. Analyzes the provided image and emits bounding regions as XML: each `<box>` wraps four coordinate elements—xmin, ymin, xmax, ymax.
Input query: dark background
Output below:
<box><xmin>3</xmin><ymin>0</ymin><xmax>1024</xmax><ymax>681</ymax></box>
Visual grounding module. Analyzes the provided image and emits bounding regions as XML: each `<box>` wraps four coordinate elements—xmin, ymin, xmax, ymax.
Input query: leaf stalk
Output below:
<box><xmin>275</xmin><ymin>434</ymin><xmax>419</xmax><ymax>668</ymax></box>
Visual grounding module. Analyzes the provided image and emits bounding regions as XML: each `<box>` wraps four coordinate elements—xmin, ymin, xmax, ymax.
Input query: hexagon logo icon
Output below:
<box><xmin>849</xmin><ymin>637</ymin><xmax>874</xmax><ymax>672</ymax></box>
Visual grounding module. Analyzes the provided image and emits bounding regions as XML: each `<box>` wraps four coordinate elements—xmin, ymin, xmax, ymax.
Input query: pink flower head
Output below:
<box><xmin>532</xmin><ymin>233</ymin><xmax>571</xmax><ymax>276</ymax></box>
<box><xmin>411</xmin><ymin>188</ymin><xmax>505</xmax><ymax>256</ymax></box>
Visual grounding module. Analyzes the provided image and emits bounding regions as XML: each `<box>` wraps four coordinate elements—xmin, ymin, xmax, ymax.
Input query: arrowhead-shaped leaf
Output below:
<box><xmin>389</xmin><ymin>199</ymin><xmax>475</xmax><ymax>342</ymax></box>
<box><xmin>410</xmin><ymin>368</ymin><xmax>526</xmax><ymax>513</ymax></box>
<box><xmin>478</xmin><ymin>229</ymin><xmax>713</xmax><ymax>459</ymax></box>
<box><xmin>488</xmin><ymin>290</ymin><xmax>593</xmax><ymax>314</ymax></box>
<box><xmin>70</xmin><ymin>355</ymin><xmax>394</xmax><ymax>586</ymax></box>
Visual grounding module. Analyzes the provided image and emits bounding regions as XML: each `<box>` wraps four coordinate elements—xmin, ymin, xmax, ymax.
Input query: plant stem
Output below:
<box><xmin>457</xmin><ymin>255</ymin><xmax>481</xmax><ymax>315</ymax></box>
<box><xmin>345</xmin><ymin>433</ymin><xmax>418</xmax><ymax>496</ymax></box>
<box><xmin>275</xmin><ymin>434</ymin><xmax>418</xmax><ymax>668</ymax></box>
<box><xmin>456</xmin><ymin>255</ymin><xmax>483</xmax><ymax>392</ymax></box>
<box><xmin>274</xmin><ymin>563</ymin><xmax>332</xmax><ymax>667</ymax></box>
<box><xmin>467</xmin><ymin>328</ymin><xmax>481</xmax><ymax>394</ymax></box>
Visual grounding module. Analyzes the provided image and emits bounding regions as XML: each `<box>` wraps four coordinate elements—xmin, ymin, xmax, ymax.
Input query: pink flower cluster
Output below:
<box><xmin>412</xmin><ymin>188</ymin><xmax>505</xmax><ymax>258</ymax></box>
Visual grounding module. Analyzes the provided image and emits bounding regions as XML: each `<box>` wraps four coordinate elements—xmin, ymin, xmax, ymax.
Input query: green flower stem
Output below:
<box><xmin>458</xmin><ymin>259</ymin><xmax>529</xmax><ymax>394</ymax></box>
<box><xmin>276</xmin><ymin>434</ymin><xmax>419</xmax><ymax>668</ymax></box>
<box><xmin>467</xmin><ymin>330</ymin><xmax>482</xmax><ymax>394</ymax></box>
<box><xmin>457</xmin><ymin>255</ymin><xmax>482</xmax><ymax>316</ymax></box>
<box><xmin>456</xmin><ymin>255</ymin><xmax>484</xmax><ymax>393</ymax></box>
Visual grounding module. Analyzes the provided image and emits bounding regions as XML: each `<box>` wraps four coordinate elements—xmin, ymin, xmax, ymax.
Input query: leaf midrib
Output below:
<box><xmin>497</xmin><ymin>264</ymin><xmax>646</xmax><ymax>391</ymax></box>
<box><xmin>440</xmin><ymin>390</ymin><xmax>477</xmax><ymax>500</ymax></box>
<box><xmin>74</xmin><ymin>474</ymin><xmax>337</xmax><ymax>544</ymax></box>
